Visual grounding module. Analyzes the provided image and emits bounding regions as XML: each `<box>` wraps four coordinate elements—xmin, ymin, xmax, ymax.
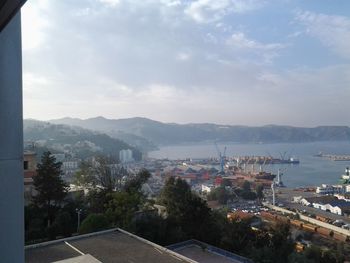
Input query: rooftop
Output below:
<box><xmin>167</xmin><ymin>240</ymin><xmax>252</xmax><ymax>263</ymax></box>
<box><xmin>25</xmin><ymin>229</ymin><xmax>195</xmax><ymax>263</ymax></box>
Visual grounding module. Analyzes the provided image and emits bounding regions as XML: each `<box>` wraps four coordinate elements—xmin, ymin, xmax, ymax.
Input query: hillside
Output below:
<box><xmin>24</xmin><ymin>119</ymin><xmax>142</xmax><ymax>160</ymax></box>
<box><xmin>49</xmin><ymin>117</ymin><xmax>350</xmax><ymax>146</ymax></box>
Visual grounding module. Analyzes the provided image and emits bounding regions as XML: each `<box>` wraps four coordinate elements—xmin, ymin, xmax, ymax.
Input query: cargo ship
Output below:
<box><xmin>233</xmin><ymin>156</ymin><xmax>299</xmax><ymax>165</ymax></box>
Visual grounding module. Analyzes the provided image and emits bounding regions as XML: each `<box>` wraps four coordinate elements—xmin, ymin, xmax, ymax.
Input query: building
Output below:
<box><xmin>202</xmin><ymin>183</ymin><xmax>215</xmax><ymax>193</ymax></box>
<box><xmin>24</xmin><ymin>151</ymin><xmax>37</xmax><ymax>200</ymax></box>
<box><xmin>0</xmin><ymin>1</ymin><xmax>27</xmax><ymax>261</ymax></box>
<box><xmin>167</xmin><ymin>239</ymin><xmax>253</xmax><ymax>263</ymax></box>
<box><xmin>26</xmin><ymin>228</ymin><xmax>195</xmax><ymax>263</ymax></box>
<box><xmin>61</xmin><ymin>158</ymin><xmax>80</xmax><ymax>181</ymax></box>
<box><xmin>300</xmin><ymin>196</ymin><xmax>350</xmax><ymax>215</ymax></box>
<box><xmin>316</xmin><ymin>184</ymin><xmax>345</xmax><ymax>195</ymax></box>
<box><xmin>119</xmin><ymin>149</ymin><xmax>134</xmax><ymax>163</ymax></box>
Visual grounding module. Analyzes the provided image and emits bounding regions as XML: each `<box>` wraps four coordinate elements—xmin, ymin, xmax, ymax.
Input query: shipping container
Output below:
<box><xmin>290</xmin><ymin>220</ymin><xmax>303</xmax><ymax>228</ymax></box>
<box><xmin>302</xmin><ymin>223</ymin><xmax>318</xmax><ymax>232</ymax></box>
<box><xmin>316</xmin><ymin>227</ymin><xmax>331</xmax><ymax>237</ymax></box>
<box><xmin>333</xmin><ymin>232</ymin><xmax>348</xmax><ymax>242</ymax></box>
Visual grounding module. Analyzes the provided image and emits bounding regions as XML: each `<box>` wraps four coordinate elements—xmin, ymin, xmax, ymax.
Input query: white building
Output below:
<box><xmin>119</xmin><ymin>149</ymin><xmax>134</xmax><ymax>163</ymax></box>
<box><xmin>202</xmin><ymin>184</ymin><xmax>215</xmax><ymax>193</ymax></box>
<box><xmin>316</xmin><ymin>184</ymin><xmax>344</xmax><ymax>195</ymax></box>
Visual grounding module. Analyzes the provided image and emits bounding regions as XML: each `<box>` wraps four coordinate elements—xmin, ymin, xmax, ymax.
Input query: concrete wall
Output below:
<box><xmin>0</xmin><ymin>12</ymin><xmax>24</xmax><ymax>262</ymax></box>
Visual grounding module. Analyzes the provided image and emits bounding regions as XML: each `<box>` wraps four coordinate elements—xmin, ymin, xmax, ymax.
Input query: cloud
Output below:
<box><xmin>21</xmin><ymin>1</ymin><xmax>350</xmax><ymax>126</ymax></box>
<box><xmin>226</xmin><ymin>32</ymin><xmax>286</xmax><ymax>64</ymax></box>
<box><xmin>99</xmin><ymin>0</ymin><xmax>120</xmax><ymax>7</ymax></box>
<box><xmin>21</xmin><ymin>0</ymin><xmax>51</xmax><ymax>50</ymax></box>
<box><xmin>184</xmin><ymin>0</ymin><xmax>264</xmax><ymax>23</ymax></box>
<box><xmin>227</xmin><ymin>32</ymin><xmax>285</xmax><ymax>50</ymax></box>
<box><xmin>295</xmin><ymin>11</ymin><xmax>350</xmax><ymax>59</ymax></box>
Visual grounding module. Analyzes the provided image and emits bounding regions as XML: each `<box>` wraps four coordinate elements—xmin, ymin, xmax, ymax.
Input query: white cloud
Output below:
<box><xmin>227</xmin><ymin>32</ymin><xmax>284</xmax><ymax>50</ymax></box>
<box><xmin>21</xmin><ymin>1</ymin><xmax>350</xmax><ymax>126</ymax></box>
<box><xmin>99</xmin><ymin>0</ymin><xmax>120</xmax><ymax>7</ymax></box>
<box><xmin>21</xmin><ymin>0</ymin><xmax>51</xmax><ymax>50</ymax></box>
<box><xmin>184</xmin><ymin>0</ymin><xmax>263</xmax><ymax>23</ymax></box>
<box><xmin>225</xmin><ymin>32</ymin><xmax>285</xmax><ymax>64</ymax></box>
<box><xmin>176</xmin><ymin>52</ymin><xmax>191</xmax><ymax>61</ymax></box>
<box><xmin>296</xmin><ymin>11</ymin><xmax>350</xmax><ymax>59</ymax></box>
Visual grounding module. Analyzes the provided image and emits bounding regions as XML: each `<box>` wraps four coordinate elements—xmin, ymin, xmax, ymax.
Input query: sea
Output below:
<box><xmin>149</xmin><ymin>141</ymin><xmax>350</xmax><ymax>188</ymax></box>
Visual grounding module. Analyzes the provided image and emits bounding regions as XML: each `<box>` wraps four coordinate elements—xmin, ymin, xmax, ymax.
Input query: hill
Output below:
<box><xmin>24</xmin><ymin>119</ymin><xmax>142</xmax><ymax>160</ymax></box>
<box><xmin>49</xmin><ymin>117</ymin><xmax>350</xmax><ymax>146</ymax></box>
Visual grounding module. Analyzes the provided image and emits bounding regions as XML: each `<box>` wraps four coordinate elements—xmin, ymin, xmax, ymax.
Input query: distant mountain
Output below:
<box><xmin>24</xmin><ymin>119</ymin><xmax>142</xmax><ymax>160</ymax></box>
<box><xmin>49</xmin><ymin>117</ymin><xmax>350</xmax><ymax>146</ymax></box>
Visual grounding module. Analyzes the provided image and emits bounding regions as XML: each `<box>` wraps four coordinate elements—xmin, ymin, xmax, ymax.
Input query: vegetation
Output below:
<box><xmin>79</xmin><ymin>214</ymin><xmax>110</xmax><ymax>234</ymax></box>
<box><xmin>32</xmin><ymin>152</ymin><xmax>68</xmax><ymax>226</ymax></box>
<box><xmin>23</xmin><ymin>119</ymin><xmax>142</xmax><ymax>160</ymax></box>
<box><xmin>25</xmin><ymin>153</ymin><xmax>348</xmax><ymax>262</ymax></box>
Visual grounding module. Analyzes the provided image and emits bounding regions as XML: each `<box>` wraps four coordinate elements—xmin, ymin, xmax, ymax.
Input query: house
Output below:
<box><xmin>24</xmin><ymin>151</ymin><xmax>37</xmax><ymax>200</ymax></box>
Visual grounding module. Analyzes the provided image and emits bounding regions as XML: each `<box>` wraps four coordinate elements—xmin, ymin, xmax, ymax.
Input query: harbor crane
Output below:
<box><xmin>215</xmin><ymin>142</ymin><xmax>226</xmax><ymax>174</ymax></box>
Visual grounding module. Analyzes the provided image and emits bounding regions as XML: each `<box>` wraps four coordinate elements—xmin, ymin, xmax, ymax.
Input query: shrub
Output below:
<box><xmin>78</xmin><ymin>213</ymin><xmax>110</xmax><ymax>234</ymax></box>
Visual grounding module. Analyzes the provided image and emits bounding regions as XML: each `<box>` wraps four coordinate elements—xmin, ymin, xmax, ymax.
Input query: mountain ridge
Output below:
<box><xmin>47</xmin><ymin>116</ymin><xmax>350</xmax><ymax>146</ymax></box>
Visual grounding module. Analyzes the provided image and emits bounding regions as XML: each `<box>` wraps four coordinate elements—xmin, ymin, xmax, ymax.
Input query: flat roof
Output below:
<box><xmin>175</xmin><ymin>245</ymin><xmax>241</xmax><ymax>263</ymax></box>
<box><xmin>0</xmin><ymin>0</ymin><xmax>27</xmax><ymax>32</ymax></box>
<box><xmin>168</xmin><ymin>240</ymin><xmax>252</xmax><ymax>263</ymax></box>
<box><xmin>25</xmin><ymin>229</ymin><xmax>194</xmax><ymax>263</ymax></box>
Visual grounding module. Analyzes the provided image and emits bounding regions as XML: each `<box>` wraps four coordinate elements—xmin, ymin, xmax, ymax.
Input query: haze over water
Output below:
<box><xmin>149</xmin><ymin>141</ymin><xmax>350</xmax><ymax>188</ymax></box>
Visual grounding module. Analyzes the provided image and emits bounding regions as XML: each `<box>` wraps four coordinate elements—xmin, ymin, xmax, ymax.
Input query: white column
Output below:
<box><xmin>0</xmin><ymin>12</ymin><xmax>24</xmax><ymax>262</ymax></box>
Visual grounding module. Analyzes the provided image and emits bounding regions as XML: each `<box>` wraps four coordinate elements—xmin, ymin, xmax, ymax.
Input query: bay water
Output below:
<box><xmin>149</xmin><ymin>141</ymin><xmax>350</xmax><ymax>188</ymax></box>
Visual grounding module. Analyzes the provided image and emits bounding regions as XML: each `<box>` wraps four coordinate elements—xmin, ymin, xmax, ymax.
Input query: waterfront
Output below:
<box><xmin>149</xmin><ymin>141</ymin><xmax>350</xmax><ymax>188</ymax></box>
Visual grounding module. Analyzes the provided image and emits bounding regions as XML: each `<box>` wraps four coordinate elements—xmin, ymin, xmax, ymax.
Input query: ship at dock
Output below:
<box><xmin>232</xmin><ymin>155</ymin><xmax>299</xmax><ymax>165</ymax></box>
<box><xmin>340</xmin><ymin>167</ymin><xmax>350</xmax><ymax>184</ymax></box>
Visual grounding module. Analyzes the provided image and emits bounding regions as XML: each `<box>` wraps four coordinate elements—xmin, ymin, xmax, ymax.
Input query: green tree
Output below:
<box><xmin>79</xmin><ymin>213</ymin><xmax>110</xmax><ymax>234</ymax></box>
<box><xmin>242</xmin><ymin>180</ymin><xmax>251</xmax><ymax>192</ymax></box>
<box><xmin>159</xmin><ymin>177</ymin><xmax>211</xmax><ymax>239</ymax></box>
<box><xmin>105</xmin><ymin>191</ymin><xmax>140</xmax><ymax>228</ymax></box>
<box><xmin>73</xmin><ymin>160</ymin><xmax>96</xmax><ymax>188</ymax></box>
<box><xmin>124</xmin><ymin>169</ymin><xmax>150</xmax><ymax>194</ymax></box>
<box><xmin>33</xmin><ymin>151</ymin><xmax>68</xmax><ymax>226</ymax></box>
<box><xmin>94</xmin><ymin>156</ymin><xmax>116</xmax><ymax>191</ymax></box>
<box><xmin>221</xmin><ymin>178</ymin><xmax>232</xmax><ymax>187</ymax></box>
<box><xmin>256</xmin><ymin>183</ymin><xmax>264</xmax><ymax>200</ymax></box>
<box><xmin>207</xmin><ymin>186</ymin><xmax>230</xmax><ymax>204</ymax></box>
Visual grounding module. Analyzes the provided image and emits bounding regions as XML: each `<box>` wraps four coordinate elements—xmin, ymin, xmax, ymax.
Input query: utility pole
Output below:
<box><xmin>76</xmin><ymin>209</ymin><xmax>82</xmax><ymax>232</ymax></box>
<box><xmin>271</xmin><ymin>182</ymin><xmax>276</xmax><ymax>206</ymax></box>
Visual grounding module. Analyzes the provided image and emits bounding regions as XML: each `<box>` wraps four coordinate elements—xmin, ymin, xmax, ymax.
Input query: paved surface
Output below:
<box><xmin>176</xmin><ymin>245</ymin><xmax>240</xmax><ymax>263</ymax></box>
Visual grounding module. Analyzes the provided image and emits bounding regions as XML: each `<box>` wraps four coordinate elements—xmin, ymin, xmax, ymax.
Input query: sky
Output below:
<box><xmin>22</xmin><ymin>0</ymin><xmax>350</xmax><ymax>126</ymax></box>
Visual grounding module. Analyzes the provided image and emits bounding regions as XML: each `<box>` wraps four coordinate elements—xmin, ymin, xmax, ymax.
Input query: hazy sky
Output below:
<box><xmin>22</xmin><ymin>0</ymin><xmax>350</xmax><ymax>126</ymax></box>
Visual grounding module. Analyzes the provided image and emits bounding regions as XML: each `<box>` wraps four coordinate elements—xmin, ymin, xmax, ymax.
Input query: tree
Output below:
<box><xmin>221</xmin><ymin>178</ymin><xmax>232</xmax><ymax>187</ymax></box>
<box><xmin>91</xmin><ymin>156</ymin><xmax>128</xmax><ymax>191</ymax></box>
<box><xmin>256</xmin><ymin>183</ymin><xmax>264</xmax><ymax>200</ymax></box>
<box><xmin>207</xmin><ymin>186</ymin><xmax>230</xmax><ymax>204</ymax></box>
<box><xmin>240</xmin><ymin>180</ymin><xmax>257</xmax><ymax>200</ymax></box>
<box><xmin>124</xmin><ymin>169</ymin><xmax>150</xmax><ymax>194</ymax></box>
<box><xmin>73</xmin><ymin>161</ymin><xmax>96</xmax><ymax>188</ymax></box>
<box><xmin>79</xmin><ymin>213</ymin><xmax>110</xmax><ymax>234</ymax></box>
<box><xmin>159</xmin><ymin>177</ymin><xmax>211</xmax><ymax>239</ymax></box>
<box><xmin>242</xmin><ymin>180</ymin><xmax>251</xmax><ymax>192</ymax></box>
<box><xmin>105</xmin><ymin>191</ymin><xmax>140</xmax><ymax>228</ymax></box>
<box><xmin>33</xmin><ymin>151</ymin><xmax>68</xmax><ymax>226</ymax></box>
<box><xmin>94</xmin><ymin>156</ymin><xmax>116</xmax><ymax>191</ymax></box>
